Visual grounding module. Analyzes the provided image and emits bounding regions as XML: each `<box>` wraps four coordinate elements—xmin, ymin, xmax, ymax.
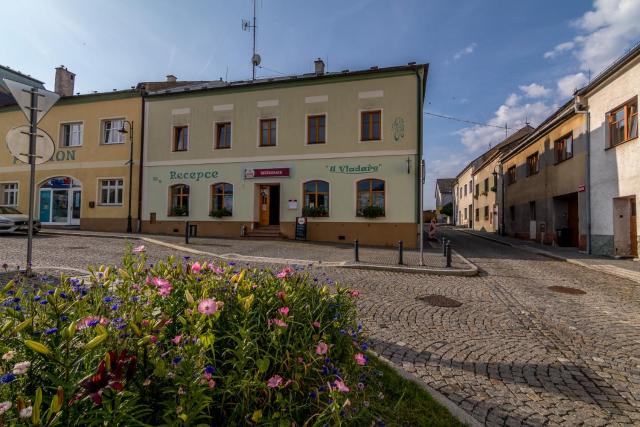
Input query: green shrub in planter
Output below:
<box><xmin>360</xmin><ymin>205</ymin><xmax>385</xmax><ymax>219</ymax></box>
<box><xmin>170</xmin><ymin>206</ymin><xmax>188</xmax><ymax>216</ymax></box>
<box><xmin>0</xmin><ymin>248</ymin><xmax>381</xmax><ymax>425</ymax></box>
<box><xmin>302</xmin><ymin>206</ymin><xmax>328</xmax><ymax>217</ymax></box>
<box><xmin>209</xmin><ymin>207</ymin><xmax>232</xmax><ymax>218</ymax></box>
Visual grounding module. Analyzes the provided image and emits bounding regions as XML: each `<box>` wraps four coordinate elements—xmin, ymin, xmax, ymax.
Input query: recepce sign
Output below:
<box><xmin>169</xmin><ymin>170</ymin><xmax>219</xmax><ymax>181</ymax></box>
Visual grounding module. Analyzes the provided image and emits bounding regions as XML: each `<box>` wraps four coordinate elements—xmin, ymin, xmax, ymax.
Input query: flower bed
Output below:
<box><xmin>0</xmin><ymin>247</ymin><xmax>385</xmax><ymax>425</ymax></box>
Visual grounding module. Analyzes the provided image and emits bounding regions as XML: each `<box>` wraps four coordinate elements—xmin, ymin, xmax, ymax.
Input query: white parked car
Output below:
<box><xmin>0</xmin><ymin>207</ymin><xmax>41</xmax><ymax>234</ymax></box>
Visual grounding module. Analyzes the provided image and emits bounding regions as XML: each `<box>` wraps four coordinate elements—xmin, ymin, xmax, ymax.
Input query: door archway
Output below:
<box><xmin>38</xmin><ymin>176</ymin><xmax>82</xmax><ymax>225</ymax></box>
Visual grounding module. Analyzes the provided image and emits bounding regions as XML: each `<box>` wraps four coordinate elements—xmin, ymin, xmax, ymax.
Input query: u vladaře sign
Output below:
<box><xmin>2</xmin><ymin>79</ymin><xmax>60</xmax><ymax>124</ymax></box>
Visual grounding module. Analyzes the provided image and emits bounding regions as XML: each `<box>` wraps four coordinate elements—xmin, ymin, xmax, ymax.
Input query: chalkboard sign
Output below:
<box><xmin>295</xmin><ymin>216</ymin><xmax>307</xmax><ymax>240</ymax></box>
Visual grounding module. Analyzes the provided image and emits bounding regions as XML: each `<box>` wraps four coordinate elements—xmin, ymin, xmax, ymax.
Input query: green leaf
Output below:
<box><xmin>256</xmin><ymin>358</ymin><xmax>270</xmax><ymax>373</ymax></box>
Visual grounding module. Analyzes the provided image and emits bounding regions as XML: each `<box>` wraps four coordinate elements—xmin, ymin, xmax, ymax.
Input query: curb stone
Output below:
<box><xmin>370</xmin><ymin>351</ymin><xmax>482</xmax><ymax>427</ymax></box>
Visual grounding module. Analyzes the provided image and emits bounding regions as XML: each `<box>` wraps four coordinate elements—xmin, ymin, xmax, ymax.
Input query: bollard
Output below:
<box><xmin>354</xmin><ymin>239</ymin><xmax>360</xmax><ymax>262</ymax></box>
<box><xmin>398</xmin><ymin>240</ymin><xmax>404</xmax><ymax>265</ymax></box>
<box><xmin>445</xmin><ymin>241</ymin><xmax>452</xmax><ymax>268</ymax></box>
<box><xmin>185</xmin><ymin>221</ymin><xmax>190</xmax><ymax>244</ymax></box>
<box><xmin>442</xmin><ymin>238</ymin><xmax>448</xmax><ymax>256</ymax></box>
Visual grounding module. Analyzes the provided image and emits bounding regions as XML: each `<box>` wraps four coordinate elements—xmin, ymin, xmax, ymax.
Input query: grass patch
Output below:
<box><xmin>357</xmin><ymin>355</ymin><xmax>465</xmax><ymax>426</ymax></box>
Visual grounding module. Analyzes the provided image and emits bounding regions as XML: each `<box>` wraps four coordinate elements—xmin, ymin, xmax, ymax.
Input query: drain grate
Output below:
<box><xmin>548</xmin><ymin>286</ymin><xmax>586</xmax><ymax>295</ymax></box>
<box><xmin>417</xmin><ymin>294</ymin><xmax>462</xmax><ymax>307</ymax></box>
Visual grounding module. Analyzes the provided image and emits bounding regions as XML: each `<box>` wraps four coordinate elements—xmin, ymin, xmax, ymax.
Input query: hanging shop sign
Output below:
<box><xmin>326</xmin><ymin>163</ymin><xmax>382</xmax><ymax>174</ymax></box>
<box><xmin>244</xmin><ymin>167</ymin><xmax>290</xmax><ymax>179</ymax></box>
<box><xmin>169</xmin><ymin>170</ymin><xmax>219</xmax><ymax>181</ymax></box>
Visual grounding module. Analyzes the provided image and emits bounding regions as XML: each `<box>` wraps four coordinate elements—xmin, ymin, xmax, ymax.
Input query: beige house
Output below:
<box><xmin>453</xmin><ymin>164</ymin><xmax>475</xmax><ymax>228</ymax></box>
<box><xmin>141</xmin><ymin>61</ymin><xmax>428</xmax><ymax>247</ymax></box>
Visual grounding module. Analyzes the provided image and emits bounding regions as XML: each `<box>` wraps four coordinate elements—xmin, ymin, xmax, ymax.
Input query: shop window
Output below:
<box><xmin>303</xmin><ymin>180</ymin><xmax>329</xmax><ymax>216</ymax></box>
<box><xmin>526</xmin><ymin>153</ymin><xmax>539</xmax><ymax>176</ymax></box>
<box><xmin>259</xmin><ymin>118</ymin><xmax>277</xmax><ymax>147</ymax></box>
<box><xmin>554</xmin><ymin>132</ymin><xmax>573</xmax><ymax>163</ymax></box>
<box><xmin>101</xmin><ymin>119</ymin><xmax>125</xmax><ymax>144</ymax></box>
<box><xmin>169</xmin><ymin>184</ymin><xmax>189</xmax><ymax>216</ymax></box>
<box><xmin>307</xmin><ymin>115</ymin><xmax>326</xmax><ymax>144</ymax></box>
<box><xmin>215</xmin><ymin>122</ymin><xmax>232</xmax><ymax>149</ymax></box>
<box><xmin>210</xmin><ymin>183</ymin><xmax>233</xmax><ymax>217</ymax></box>
<box><xmin>60</xmin><ymin>122</ymin><xmax>83</xmax><ymax>147</ymax></box>
<box><xmin>507</xmin><ymin>166</ymin><xmax>516</xmax><ymax>185</ymax></box>
<box><xmin>356</xmin><ymin>179</ymin><xmax>385</xmax><ymax>217</ymax></box>
<box><xmin>1</xmin><ymin>183</ymin><xmax>18</xmax><ymax>206</ymax></box>
<box><xmin>608</xmin><ymin>97</ymin><xmax>637</xmax><ymax>147</ymax></box>
<box><xmin>361</xmin><ymin>110</ymin><xmax>381</xmax><ymax>141</ymax></box>
<box><xmin>99</xmin><ymin>179</ymin><xmax>123</xmax><ymax>205</ymax></box>
<box><xmin>173</xmin><ymin>126</ymin><xmax>189</xmax><ymax>151</ymax></box>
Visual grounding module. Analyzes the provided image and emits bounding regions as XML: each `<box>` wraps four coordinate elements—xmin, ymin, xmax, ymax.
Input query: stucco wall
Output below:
<box><xmin>473</xmin><ymin>157</ymin><xmax>498</xmax><ymax>232</ymax></box>
<box><xmin>454</xmin><ymin>168</ymin><xmax>474</xmax><ymax>227</ymax></box>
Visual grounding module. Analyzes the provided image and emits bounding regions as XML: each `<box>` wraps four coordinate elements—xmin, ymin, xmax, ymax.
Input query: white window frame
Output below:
<box><xmin>60</xmin><ymin>121</ymin><xmax>84</xmax><ymax>147</ymax></box>
<box><xmin>101</xmin><ymin>118</ymin><xmax>125</xmax><ymax>145</ymax></box>
<box><xmin>98</xmin><ymin>178</ymin><xmax>124</xmax><ymax>206</ymax></box>
<box><xmin>0</xmin><ymin>182</ymin><xmax>18</xmax><ymax>206</ymax></box>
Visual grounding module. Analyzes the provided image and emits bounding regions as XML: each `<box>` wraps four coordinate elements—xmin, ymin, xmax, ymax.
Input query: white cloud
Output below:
<box><xmin>453</xmin><ymin>43</ymin><xmax>477</xmax><ymax>60</ymax></box>
<box><xmin>457</xmin><ymin>95</ymin><xmax>555</xmax><ymax>152</ymax></box>
<box><xmin>519</xmin><ymin>83</ymin><xmax>552</xmax><ymax>98</ymax></box>
<box><xmin>543</xmin><ymin>41</ymin><xmax>575</xmax><ymax>59</ymax></box>
<box><xmin>556</xmin><ymin>72</ymin><xmax>589</xmax><ymax>98</ymax></box>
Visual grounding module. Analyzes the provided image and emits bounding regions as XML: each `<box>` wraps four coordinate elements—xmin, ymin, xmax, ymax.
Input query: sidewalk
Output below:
<box><xmin>40</xmin><ymin>228</ymin><xmax>478</xmax><ymax>276</ymax></box>
<box><xmin>457</xmin><ymin>227</ymin><xmax>640</xmax><ymax>283</ymax></box>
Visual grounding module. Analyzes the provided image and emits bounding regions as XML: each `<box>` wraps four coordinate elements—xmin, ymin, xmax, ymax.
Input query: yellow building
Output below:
<box><xmin>0</xmin><ymin>67</ymin><xmax>143</xmax><ymax>232</ymax></box>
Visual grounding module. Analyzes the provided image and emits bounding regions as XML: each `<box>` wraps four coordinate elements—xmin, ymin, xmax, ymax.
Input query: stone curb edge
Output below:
<box><xmin>457</xmin><ymin>228</ymin><xmax>640</xmax><ymax>283</ymax></box>
<box><xmin>370</xmin><ymin>351</ymin><xmax>482</xmax><ymax>427</ymax></box>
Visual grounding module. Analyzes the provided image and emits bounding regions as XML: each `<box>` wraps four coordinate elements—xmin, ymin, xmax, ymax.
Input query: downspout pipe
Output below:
<box><xmin>415</xmin><ymin>65</ymin><xmax>424</xmax><ymax>262</ymax></box>
<box><xmin>574</xmin><ymin>99</ymin><xmax>591</xmax><ymax>253</ymax></box>
<box><xmin>136</xmin><ymin>90</ymin><xmax>146</xmax><ymax>233</ymax></box>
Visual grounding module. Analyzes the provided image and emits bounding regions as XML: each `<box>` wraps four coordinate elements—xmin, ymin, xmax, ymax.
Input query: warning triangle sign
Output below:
<box><xmin>2</xmin><ymin>79</ymin><xmax>60</xmax><ymax>124</ymax></box>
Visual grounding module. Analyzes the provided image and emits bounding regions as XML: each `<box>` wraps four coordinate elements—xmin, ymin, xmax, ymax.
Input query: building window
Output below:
<box><xmin>555</xmin><ymin>133</ymin><xmax>573</xmax><ymax>163</ymax></box>
<box><xmin>475</xmin><ymin>183</ymin><xmax>479</xmax><ymax>197</ymax></box>
<box><xmin>608</xmin><ymin>98</ymin><xmax>637</xmax><ymax>147</ymax></box>
<box><xmin>259</xmin><ymin>118</ymin><xmax>277</xmax><ymax>147</ymax></box>
<box><xmin>526</xmin><ymin>153</ymin><xmax>539</xmax><ymax>176</ymax></box>
<box><xmin>215</xmin><ymin>122</ymin><xmax>231</xmax><ymax>149</ymax></box>
<box><xmin>307</xmin><ymin>115</ymin><xmax>326</xmax><ymax>144</ymax></box>
<box><xmin>173</xmin><ymin>126</ymin><xmax>189</xmax><ymax>151</ymax></box>
<box><xmin>464</xmin><ymin>184</ymin><xmax>467</xmax><ymax>196</ymax></box>
<box><xmin>464</xmin><ymin>207</ymin><xmax>467</xmax><ymax>220</ymax></box>
<box><xmin>99</xmin><ymin>179</ymin><xmax>124</xmax><ymax>205</ymax></box>
<box><xmin>1</xmin><ymin>183</ymin><xmax>18</xmax><ymax>206</ymax></box>
<box><xmin>483</xmin><ymin>178</ymin><xmax>489</xmax><ymax>194</ymax></box>
<box><xmin>475</xmin><ymin>208</ymin><xmax>479</xmax><ymax>222</ymax></box>
<box><xmin>361</xmin><ymin>110</ymin><xmax>381</xmax><ymax>141</ymax></box>
<box><xmin>356</xmin><ymin>179</ymin><xmax>385</xmax><ymax>216</ymax></box>
<box><xmin>507</xmin><ymin>166</ymin><xmax>516</xmax><ymax>185</ymax></box>
<box><xmin>509</xmin><ymin>205</ymin><xmax>515</xmax><ymax>221</ymax></box>
<box><xmin>101</xmin><ymin>119</ymin><xmax>125</xmax><ymax>144</ymax></box>
<box><xmin>484</xmin><ymin>206</ymin><xmax>489</xmax><ymax>219</ymax></box>
<box><xmin>529</xmin><ymin>201</ymin><xmax>536</xmax><ymax>221</ymax></box>
<box><xmin>60</xmin><ymin>122</ymin><xmax>83</xmax><ymax>147</ymax></box>
<box><xmin>303</xmin><ymin>180</ymin><xmax>329</xmax><ymax>216</ymax></box>
<box><xmin>169</xmin><ymin>184</ymin><xmax>189</xmax><ymax>216</ymax></box>
<box><xmin>210</xmin><ymin>183</ymin><xmax>233</xmax><ymax>216</ymax></box>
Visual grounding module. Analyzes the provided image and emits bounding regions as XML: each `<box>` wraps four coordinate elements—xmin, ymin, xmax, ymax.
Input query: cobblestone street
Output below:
<box><xmin>1</xmin><ymin>230</ymin><xmax>639</xmax><ymax>425</ymax></box>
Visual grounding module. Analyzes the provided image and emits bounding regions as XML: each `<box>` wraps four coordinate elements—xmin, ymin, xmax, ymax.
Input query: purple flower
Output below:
<box><xmin>204</xmin><ymin>365</ymin><xmax>216</xmax><ymax>375</ymax></box>
<box><xmin>45</xmin><ymin>328</ymin><xmax>58</xmax><ymax>335</ymax></box>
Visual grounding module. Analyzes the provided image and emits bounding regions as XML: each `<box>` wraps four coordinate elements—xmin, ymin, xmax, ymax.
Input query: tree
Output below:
<box><xmin>441</xmin><ymin>202</ymin><xmax>453</xmax><ymax>218</ymax></box>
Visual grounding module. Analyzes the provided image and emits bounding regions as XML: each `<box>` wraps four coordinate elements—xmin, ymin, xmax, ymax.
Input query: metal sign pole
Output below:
<box><xmin>26</xmin><ymin>88</ymin><xmax>39</xmax><ymax>275</ymax></box>
<box><xmin>419</xmin><ymin>159</ymin><xmax>425</xmax><ymax>266</ymax></box>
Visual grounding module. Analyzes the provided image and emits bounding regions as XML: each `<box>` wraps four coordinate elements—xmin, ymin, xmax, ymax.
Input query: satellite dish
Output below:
<box><xmin>252</xmin><ymin>54</ymin><xmax>261</xmax><ymax>66</ymax></box>
<box><xmin>6</xmin><ymin>125</ymin><xmax>55</xmax><ymax>165</ymax></box>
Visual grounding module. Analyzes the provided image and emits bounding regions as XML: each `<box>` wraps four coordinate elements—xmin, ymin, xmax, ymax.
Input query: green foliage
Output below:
<box><xmin>170</xmin><ymin>206</ymin><xmax>188</xmax><ymax>216</ymax></box>
<box><xmin>302</xmin><ymin>206</ymin><xmax>328</xmax><ymax>217</ymax></box>
<box><xmin>209</xmin><ymin>207</ymin><xmax>232</xmax><ymax>218</ymax></box>
<box><xmin>360</xmin><ymin>206</ymin><xmax>385</xmax><ymax>219</ymax></box>
<box><xmin>440</xmin><ymin>202</ymin><xmax>453</xmax><ymax>218</ymax></box>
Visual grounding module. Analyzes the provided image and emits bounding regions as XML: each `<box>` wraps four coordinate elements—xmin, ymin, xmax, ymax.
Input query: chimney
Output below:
<box><xmin>314</xmin><ymin>58</ymin><xmax>325</xmax><ymax>75</ymax></box>
<box><xmin>54</xmin><ymin>66</ymin><xmax>75</xmax><ymax>97</ymax></box>
<box><xmin>166</xmin><ymin>74</ymin><xmax>177</xmax><ymax>83</ymax></box>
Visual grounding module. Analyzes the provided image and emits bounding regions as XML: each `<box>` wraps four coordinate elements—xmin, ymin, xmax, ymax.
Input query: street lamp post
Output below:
<box><xmin>492</xmin><ymin>164</ymin><xmax>504</xmax><ymax>236</ymax></box>
<box><xmin>118</xmin><ymin>121</ymin><xmax>134</xmax><ymax>233</ymax></box>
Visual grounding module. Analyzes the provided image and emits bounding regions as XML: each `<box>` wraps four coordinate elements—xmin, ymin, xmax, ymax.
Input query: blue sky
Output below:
<box><xmin>3</xmin><ymin>0</ymin><xmax>639</xmax><ymax>208</ymax></box>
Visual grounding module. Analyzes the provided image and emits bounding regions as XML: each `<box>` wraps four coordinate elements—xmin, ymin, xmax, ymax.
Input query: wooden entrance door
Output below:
<box><xmin>631</xmin><ymin>197</ymin><xmax>638</xmax><ymax>257</ymax></box>
<box><xmin>259</xmin><ymin>185</ymin><xmax>270</xmax><ymax>226</ymax></box>
<box><xmin>567</xmin><ymin>195</ymin><xmax>579</xmax><ymax>247</ymax></box>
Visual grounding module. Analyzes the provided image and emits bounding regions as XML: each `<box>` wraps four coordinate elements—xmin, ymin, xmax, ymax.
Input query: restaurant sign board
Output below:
<box><xmin>244</xmin><ymin>167</ymin><xmax>290</xmax><ymax>179</ymax></box>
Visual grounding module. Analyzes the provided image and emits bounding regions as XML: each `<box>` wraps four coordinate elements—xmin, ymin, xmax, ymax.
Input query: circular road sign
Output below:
<box><xmin>5</xmin><ymin>125</ymin><xmax>55</xmax><ymax>165</ymax></box>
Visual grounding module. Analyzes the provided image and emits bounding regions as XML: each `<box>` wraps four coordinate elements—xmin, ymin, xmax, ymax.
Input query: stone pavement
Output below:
<box><xmin>456</xmin><ymin>227</ymin><xmax>640</xmax><ymax>284</ymax></box>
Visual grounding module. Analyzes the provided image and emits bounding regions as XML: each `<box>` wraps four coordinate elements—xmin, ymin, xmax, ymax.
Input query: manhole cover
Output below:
<box><xmin>417</xmin><ymin>295</ymin><xmax>462</xmax><ymax>307</ymax></box>
<box><xmin>548</xmin><ymin>286</ymin><xmax>586</xmax><ymax>295</ymax></box>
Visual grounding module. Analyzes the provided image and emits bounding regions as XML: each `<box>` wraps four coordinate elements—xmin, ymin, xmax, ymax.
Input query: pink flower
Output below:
<box><xmin>267</xmin><ymin>375</ymin><xmax>283</xmax><ymax>388</ymax></box>
<box><xmin>152</xmin><ymin>277</ymin><xmax>170</xmax><ymax>287</ymax></box>
<box><xmin>278</xmin><ymin>307</ymin><xmax>289</xmax><ymax>316</ymax></box>
<box><xmin>350</xmin><ymin>290</ymin><xmax>360</xmax><ymax>298</ymax></box>
<box><xmin>198</xmin><ymin>298</ymin><xmax>219</xmax><ymax>315</ymax></box>
<box><xmin>77</xmin><ymin>316</ymin><xmax>110</xmax><ymax>330</ymax></box>
<box><xmin>172</xmin><ymin>335</ymin><xmax>182</xmax><ymax>345</ymax></box>
<box><xmin>296</xmin><ymin>357</ymin><xmax>304</xmax><ymax>364</ymax></box>
<box><xmin>316</xmin><ymin>342</ymin><xmax>329</xmax><ymax>355</ymax></box>
<box><xmin>131</xmin><ymin>284</ymin><xmax>141</xmax><ymax>291</ymax></box>
<box><xmin>312</xmin><ymin>321</ymin><xmax>321</xmax><ymax>329</ymax></box>
<box><xmin>190</xmin><ymin>262</ymin><xmax>202</xmax><ymax>274</ymax></box>
<box><xmin>276</xmin><ymin>267</ymin><xmax>294</xmax><ymax>279</ymax></box>
<box><xmin>142</xmin><ymin>319</ymin><xmax>150</xmax><ymax>327</ymax></box>
<box><xmin>208</xmin><ymin>379</ymin><xmax>216</xmax><ymax>389</ymax></box>
<box><xmin>157</xmin><ymin>285</ymin><xmax>173</xmax><ymax>297</ymax></box>
<box><xmin>354</xmin><ymin>353</ymin><xmax>367</xmax><ymax>366</ymax></box>
<box><xmin>267</xmin><ymin>318</ymin><xmax>288</xmax><ymax>328</ymax></box>
<box><xmin>145</xmin><ymin>275</ymin><xmax>152</xmax><ymax>285</ymax></box>
<box><xmin>150</xmin><ymin>335</ymin><xmax>158</xmax><ymax>344</ymax></box>
<box><xmin>132</xmin><ymin>245</ymin><xmax>146</xmax><ymax>253</ymax></box>
<box><xmin>276</xmin><ymin>291</ymin><xmax>286</xmax><ymax>300</ymax></box>
<box><xmin>334</xmin><ymin>379</ymin><xmax>350</xmax><ymax>393</ymax></box>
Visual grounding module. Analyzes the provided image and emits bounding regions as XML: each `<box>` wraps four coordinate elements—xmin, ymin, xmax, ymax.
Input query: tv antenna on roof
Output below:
<box><xmin>242</xmin><ymin>0</ymin><xmax>260</xmax><ymax>80</ymax></box>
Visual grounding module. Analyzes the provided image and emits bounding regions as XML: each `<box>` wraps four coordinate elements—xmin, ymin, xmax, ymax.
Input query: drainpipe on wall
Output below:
<box><xmin>574</xmin><ymin>98</ymin><xmax>591</xmax><ymax>253</ymax></box>
<box><xmin>414</xmin><ymin>65</ymin><xmax>424</xmax><ymax>263</ymax></box>
<box><xmin>136</xmin><ymin>92</ymin><xmax>146</xmax><ymax>233</ymax></box>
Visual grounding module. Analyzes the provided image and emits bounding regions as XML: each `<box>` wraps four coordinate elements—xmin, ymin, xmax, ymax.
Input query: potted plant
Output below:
<box><xmin>360</xmin><ymin>205</ymin><xmax>385</xmax><ymax>219</ymax></box>
<box><xmin>209</xmin><ymin>207</ymin><xmax>232</xmax><ymax>218</ymax></box>
<box><xmin>170</xmin><ymin>206</ymin><xmax>188</xmax><ymax>216</ymax></box>
<box><xmin>302</xmin><ymin>206</ymin><xmax>328</xmax><ymax>217</ymax></box>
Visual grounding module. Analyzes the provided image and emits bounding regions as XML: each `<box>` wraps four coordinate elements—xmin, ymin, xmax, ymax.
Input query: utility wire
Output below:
<box><xmin>424</xmin><ymin>111</ymin><xmax>511</xmax><ymax>130</ymax></box>
<box><xmin>257</xmin><ymin>65</ymin><xmax>287</xmax><ymax>76</ymax></box>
